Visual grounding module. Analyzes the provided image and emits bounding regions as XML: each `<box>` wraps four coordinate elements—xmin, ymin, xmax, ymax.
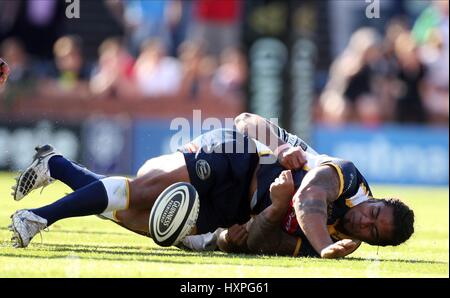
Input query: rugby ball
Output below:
<box><xmin>149</xmin><ymin>182</ymin><xmax>200</xmax><ymax>247</ymax></box>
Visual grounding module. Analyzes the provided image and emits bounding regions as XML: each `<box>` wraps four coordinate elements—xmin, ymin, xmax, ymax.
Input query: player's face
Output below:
<box><xmin>341</xmin><ymin>200</ymin><xmax>394</xmax><ymax>245</ymax></box>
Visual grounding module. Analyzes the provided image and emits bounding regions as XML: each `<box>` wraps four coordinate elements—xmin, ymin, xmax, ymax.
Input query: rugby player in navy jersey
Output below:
<box><xmin>8</xmin><ymin>113</ymin><xmax>414</xmax><ymax>258</ymax></box>
<box><xmin>216</xmin><ymin>113</ymin><xmax>415</xmax><ymax>257</ymax></box>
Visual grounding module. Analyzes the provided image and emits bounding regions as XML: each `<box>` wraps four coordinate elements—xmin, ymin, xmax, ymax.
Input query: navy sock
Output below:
<box><xmin>31</xmin><ymin>180</ymin><xmax>108</xmax><ymax>226</ymax></box>
<box><xmin>49</xmin><ymin>156</ymin><xmax>105</xmax><ymax>190</ymax></box>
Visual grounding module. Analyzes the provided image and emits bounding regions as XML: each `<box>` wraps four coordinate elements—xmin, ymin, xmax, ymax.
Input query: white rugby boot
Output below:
<box><xmin>12</xmin><ymin>144</ymin><xmax>59</xmax><ymax>201</ymax></box>
<box><xmin>9</xmin><ymin>210</ymin><xmax>48</xmax><ymax>248</ymax></box>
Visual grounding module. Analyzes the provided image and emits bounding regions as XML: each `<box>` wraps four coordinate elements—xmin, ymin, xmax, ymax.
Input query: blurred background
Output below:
<box><xmin>0</xmin><ymin>0</ymin><xmax>448</xmax><ymax>186</ymax></box>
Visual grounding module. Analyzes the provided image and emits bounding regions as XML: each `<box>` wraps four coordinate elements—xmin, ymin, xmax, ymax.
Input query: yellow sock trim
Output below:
<box><xmin>113</xmin><ymin>210</ymin><xmax>119</xmax><ymax>222</ymax></box>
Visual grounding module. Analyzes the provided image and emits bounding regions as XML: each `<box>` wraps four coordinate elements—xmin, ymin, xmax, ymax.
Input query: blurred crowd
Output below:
<box><xmin>0</xmin><ymin>0</ymin><xmax>246</xmax><ymax>103</ymax></box>
<box><xmin>318</xmin><ymin>0</ymin><xmax>448</xmax><ymax>126</ymax></box>
<box><xmin>0</xmin><ymin>0</ymin><xmax>448</xmax><ymax>126</ymax></box>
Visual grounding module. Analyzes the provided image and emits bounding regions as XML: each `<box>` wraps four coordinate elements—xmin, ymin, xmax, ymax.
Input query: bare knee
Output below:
<box><xmin>128</xmin><ymin>174</ymin><xmax>163</xmax><ymax>209</ymax></box>
<box><xmin>129</xmin><ymin>152</ymin><xmax>190</xmax><ymax>209</ymax></box>
<box><xmin>136</xmin><ymin>152</ymin><xmax>187</xmax><ymax>177</ymax></box>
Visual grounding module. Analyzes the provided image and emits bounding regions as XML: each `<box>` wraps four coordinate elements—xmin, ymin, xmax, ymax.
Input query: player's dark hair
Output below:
<box><xmin>380</xmin><ymin>198</ymin><xmax>414</xmax><ymax>246</ymax></box>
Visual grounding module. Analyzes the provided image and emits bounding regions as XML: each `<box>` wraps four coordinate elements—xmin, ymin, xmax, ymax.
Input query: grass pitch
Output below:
<box><xmin>0</xmin><ymin>172</ymin><xmax>448</xmax><ymax>278</ymax></box>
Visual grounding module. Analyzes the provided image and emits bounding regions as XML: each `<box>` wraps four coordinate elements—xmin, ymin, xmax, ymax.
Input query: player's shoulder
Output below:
<box><xmin>317</xmin><ymin>156</ymin><xmax>371</xmax><ymax>198</ymax></box>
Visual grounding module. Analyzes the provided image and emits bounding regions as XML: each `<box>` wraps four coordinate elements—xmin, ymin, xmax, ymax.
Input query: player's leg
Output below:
<box><xmin>114</xmin><ymin>209</ymin><xmax>150</xmax><ymax>235</ymax></box>
<box><xmin>106</xmin><ymin>129</ymin><xmax>255</xmax><ymax>234</ymax></box>
<box><xmin>128</xmin><ymin>128</ymin><xmax>251</xmax><ymax>211</ymax></box>
<box><xmin>13</xmin><ymin>145</ymin><xmax>105</xmax><ymax>201</ymax></box>
<box><xmin>10</xmin><ymin>176</ymin><xmax>130</xmax><ymax>248</ymax></box>
<box><xmin>127</xmin><ymin>151</ymin><xmax>190</xmax><ymax>209</ymax></box>
<box><xmin>11</xmin><ymin>129</ymin><xmax>242</xmax><ymax>247</ymax></box>
<box><xmin>9</xmin><ymin>152</ymin><xmax>190</xmax><ymax>247</ymax></box>
<box><xmin>48</xmin><ymin>156</ymin><xmax>105</xmax><ymax>190</ymax></box>
<box><xmin>95</xmin><ymin>152</ymin><xmax>190</xmax><ymax>221</ymax></box>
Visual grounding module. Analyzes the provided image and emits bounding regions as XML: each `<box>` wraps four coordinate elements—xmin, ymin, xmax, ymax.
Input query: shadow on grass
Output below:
<box><xmin>343</xmin><ymin>256</ymin><xmax>447</xmax><ymax>265</ymax></box>
<box><xmin>0</xmin><ymin>227</ymin><xmax>130</xmax><ymax>237</ymax></box>
<box><xmin>0</xmin><ymin>242</ymin><xmax>446</xmax><ymax>266</ymax></box>
<box><xmin>0</xmin><ymin>242</ymin><xmax>266</xmax><ymax>266</ymax></box>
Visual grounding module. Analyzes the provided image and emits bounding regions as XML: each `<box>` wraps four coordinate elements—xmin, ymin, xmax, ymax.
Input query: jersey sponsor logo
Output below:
<box><xmin>195</xmin><ymin>159</ymin><xmax>211</xmax><ymax>180</ymax></box>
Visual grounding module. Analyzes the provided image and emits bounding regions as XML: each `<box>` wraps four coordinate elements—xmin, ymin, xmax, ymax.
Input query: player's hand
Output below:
<box><xmin>278</xmin><ymin>146</ymin><xmax>306</xmax><ymax>170</ymax></box>
<box><xmin>270</xmin><ymin>170</ymin><xmax>295</xmax><ymax>211</ymax></box>
<box><xmin>217</xmin><ymin>224</ymin><xmax>248</xmax><ymax>252</ymax></box>
<box><xmin>226</xmin><ymin>224</ymin><xmax>249</xmax><ymax>248</ymax></box>
<box><xmin>320</xmin><ymin>239</ymin><xmax>361</xmax><ymax>259</ymax></box>
<box><xmin>0</xmin><ymin>58</ymin><xmax>10</xmax><ymax>86</ymax></box>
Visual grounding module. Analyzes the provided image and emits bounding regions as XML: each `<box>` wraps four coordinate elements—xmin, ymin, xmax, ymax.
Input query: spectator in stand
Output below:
<box><xmin>413</xmin><ymin>0</ymin><xmax>449</xmax><ymax>125</ymax></box>
<box><xmin>188</xmin><ymin>0</ymin><xmax>242</xmax><ymax>57</ymax></box>
<box><xmin>319</xmin><ymin>28</ymin><xmax>388</xmax><ymax>126</ymax></box>
<box><xmin>105</xmin><ymin>0</ymin><xmax>183</xmax><ymax>57</ymax></box>
<box><xmin>177</xmin><ymin>40</ymin><xmax>217</xmax><ymax>100</ymax></box>
<box><xmin>169</xmin><ymin>0</ymin><xmax>193</xmax><ymax>57</ymax></box>
<box><xmin>0</xmin><ymin>1</ymin><xmax>21</xmax><ymax>41</ymax></box>
<box><xmin>0</xmin><ymin>38</ymin><xmax>34</xmax><ymax>86</ymax></box>
<box><xmin>37</xmin><ymin>35</ymin><xmax>91</xmax><ymax>99</ymax></box>
<box><xmin>0</xmin><ymin>38</ymin><xmax>35</xmax><ymax>104</ymax></box>
<box><xmin>133</xmin><ymin>39</ymin><xmax>182</xmax><ymax>97</ymax></box>
<box><xmin>89</xmin><ymin>37</ymin><xmax>135</xmax><ymax>99</ymax></box>
<box><xmin>211</xmin><ymin>47</ymin><xmax>247</xmax><ymax>100</ymax></box>
<box><xmin>391</xmin><ymin>32</ymin><xmax>427</xmax><ymax>123</ymax></box>
<box><xmin>0</xmin><ymin>0</ymin><xmax>65</xmax><ymax>60</ymax></box>
<box><xmin>380</xmin><ymin>17</ymin><xmax>411</xmax><ymax>122</ymax></box>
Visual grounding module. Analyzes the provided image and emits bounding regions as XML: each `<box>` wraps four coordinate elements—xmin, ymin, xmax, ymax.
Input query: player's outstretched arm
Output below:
<box><xmin>293</xmin><ymin>165</ymin><xmax>347</xmax><ymax>258</ymax></box>
<box><xmin>234</xmin><ymin>112</ymin><xmax>284</xmax><ymax>150</ymax></box>
<box><xmin>246</xmin><ymin>207</ymin><xmax>300</xmax><ymax>256</ymax></box>
<box><xmin>234</xmin><ymin>113</ymin><xmax>306</xmax><ymax>169</ymax></box>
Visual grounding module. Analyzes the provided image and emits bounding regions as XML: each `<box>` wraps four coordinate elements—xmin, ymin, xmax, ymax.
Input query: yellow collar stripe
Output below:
<box><xmin>293</xmin><ymin>238</ymin><xmax>302</xmax><ymax>257</ymax></box>
<box><xmin>328</xmin><ymin>223</ymin><xmax>351</xmax><ymax>240</ymax></box>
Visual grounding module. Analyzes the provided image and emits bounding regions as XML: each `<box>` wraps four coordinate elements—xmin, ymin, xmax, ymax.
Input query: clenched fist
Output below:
<box><xmin>0</xmin><ymin>58</ymin><xmax>10</xmax><ymax>86</ymax></box>
<box><xmin>269</xmin><ymin>170</ymin><xmax>295</xmax><ymax>210</ymax></box>
<box><xmin>278</xmin><ymin>146</ymin><xmax>307</xmax><ymax>170</ymax></box>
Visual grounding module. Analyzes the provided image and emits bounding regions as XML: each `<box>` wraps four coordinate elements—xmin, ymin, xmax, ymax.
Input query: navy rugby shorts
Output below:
<box><xmin>178</xmin><ymin>129</ymin><xmax>259</xmax><ymax>233</ymax></box>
